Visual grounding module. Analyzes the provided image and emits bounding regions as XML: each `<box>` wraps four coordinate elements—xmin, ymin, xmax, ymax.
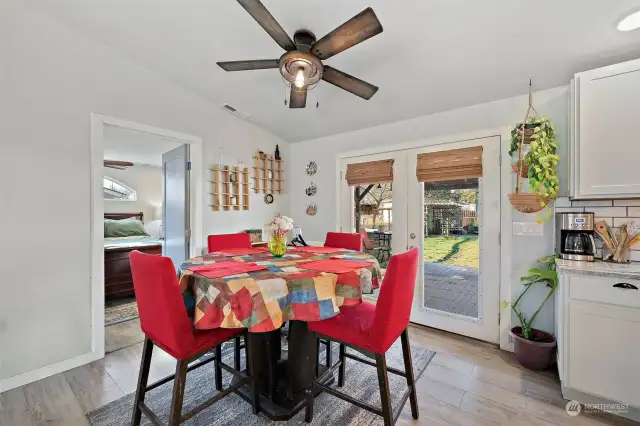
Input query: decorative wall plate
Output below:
<box><xmin>306</xmin><ymin>161</ymin><xmax>317</xmax><ymax>176</ymax></box>
<box><xmin>305</xmin><ymin>181</ymin><xmax>317</xmax><ymax>196</ymax></box>
<box><xmin>306</xmin><ymin>202</ymin><xmax>317</xmax><ymax>216</ymax></box>
<box><xmin>264</xmin><ymin>193</ymin><xmax>274</xmax><ymax>204</ymax></box>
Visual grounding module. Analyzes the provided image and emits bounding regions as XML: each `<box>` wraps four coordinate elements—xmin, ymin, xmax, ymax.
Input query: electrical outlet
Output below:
<box><xmin>512</xmin><ymin>221</ymin><xmax>544</xmax><ymax>236</ymax></box>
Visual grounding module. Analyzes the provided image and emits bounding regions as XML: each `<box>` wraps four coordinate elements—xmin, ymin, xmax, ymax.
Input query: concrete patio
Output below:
<box><xmin>423</xmin><ymin>262</ymin><xmax>478</xmax><ymax>318</ymax></box>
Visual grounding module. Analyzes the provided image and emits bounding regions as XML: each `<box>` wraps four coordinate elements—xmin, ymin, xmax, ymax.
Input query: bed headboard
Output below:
<box><xmin>104</xmin><ymin>212</ymin><xmax>144</xmax><ymax>221</ymax></box>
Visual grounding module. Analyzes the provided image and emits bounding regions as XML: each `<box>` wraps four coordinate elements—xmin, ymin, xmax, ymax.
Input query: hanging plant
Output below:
<box><xmin>524</xmin><ymin>116</ymin><xmax>560</xmax><ymax>205</ymax></box>
<box><xmin>509</xmin><ymin>121</ymin><xmax>538</xmax><ymax>156</ymax></box>
<box><xmin>507</xmin><ymin>81</ymin><xmax>557</xmax><ymax>219</ymax></box>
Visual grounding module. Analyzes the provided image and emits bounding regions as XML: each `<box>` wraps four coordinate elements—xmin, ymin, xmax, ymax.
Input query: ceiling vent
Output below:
<box><xmin>220</xmin><ymin>103</ymin><xmax>250</xmax><ymax>120</ymax></box>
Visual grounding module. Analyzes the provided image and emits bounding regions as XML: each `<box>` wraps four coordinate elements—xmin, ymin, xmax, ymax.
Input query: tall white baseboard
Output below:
<box><xmin>0</xmin><ymin>351</ymin><xmax>101</xmax><ymax>393</ymax></box>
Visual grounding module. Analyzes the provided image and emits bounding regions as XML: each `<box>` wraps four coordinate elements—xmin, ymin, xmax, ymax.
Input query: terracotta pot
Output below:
<box><xmin>511</xmin><ymin>161</ymin><xmax>529</xmax><ymax>178</ymax></box>
<box><xmin>510</xmin><ymin>326</ymin><xmax>556</xmax><ymax>370</ymax></box>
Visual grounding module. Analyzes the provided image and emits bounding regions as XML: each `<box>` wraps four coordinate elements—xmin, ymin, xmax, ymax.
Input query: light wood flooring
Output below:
<box><xmin>1</xmin><ymin>324</ymin><xmax>637</xmax><ymax>426</ymax></box>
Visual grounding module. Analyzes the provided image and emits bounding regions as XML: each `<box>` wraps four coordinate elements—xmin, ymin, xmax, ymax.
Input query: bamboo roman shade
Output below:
<box><xmin>416</xmin><ymin>146</ymin><xmax>483</xmax><ymax>183</ymax></box>
<box><xmin>345</xmin><ymin>159</ymin><xmax>394</xmax><ymax>186</ymax></box>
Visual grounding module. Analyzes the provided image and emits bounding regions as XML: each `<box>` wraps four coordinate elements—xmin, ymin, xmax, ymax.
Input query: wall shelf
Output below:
<box><xmin>210</xmin><ymin>165</ymin><xmax>249</xmax><ymax>212</ymax></box>
<box><xmin>253</xmin><ymin>153</ymin><xmax>284</xmax><ymax>194</ymax></box>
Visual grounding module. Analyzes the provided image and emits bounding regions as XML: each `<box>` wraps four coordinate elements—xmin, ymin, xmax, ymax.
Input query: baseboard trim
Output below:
<box><xmin>0</xmin><ymin>351</ymin><xmax>102</xmax><ymax>393</ymax></box>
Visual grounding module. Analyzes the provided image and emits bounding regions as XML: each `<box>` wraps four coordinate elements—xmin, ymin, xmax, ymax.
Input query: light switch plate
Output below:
<box><xmin>512</xmin><ymin>221</ymin><xmax>544</xmax><ymax>236</ymax></box>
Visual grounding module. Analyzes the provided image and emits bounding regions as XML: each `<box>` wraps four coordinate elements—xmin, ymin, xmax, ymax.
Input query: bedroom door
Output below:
<box><xmin>162</xmin><ymin>144</ymin><xmax>190</xmax><ymax>268</ymax></box>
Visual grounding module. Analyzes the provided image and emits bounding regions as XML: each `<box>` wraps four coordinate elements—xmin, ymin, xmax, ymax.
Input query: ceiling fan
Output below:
<box><xmin>217</xmin><ymin>0</ymin><xmax>383</xmax><ymax>108</ymax></box>
<box><xmin>104</xmin><ymin>160</ymin><xmax>134</xmax><ymax>170</ymax></box>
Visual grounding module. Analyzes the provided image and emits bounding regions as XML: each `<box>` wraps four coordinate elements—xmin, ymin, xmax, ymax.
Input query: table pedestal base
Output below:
<box><xmin>234</xmin><ymin>321</ymin><xmax>332</xmax><ymax>421</ymax></box>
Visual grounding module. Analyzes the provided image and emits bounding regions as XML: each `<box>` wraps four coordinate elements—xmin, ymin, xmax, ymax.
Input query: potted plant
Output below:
<box><xmin>502</xmin><ymin>255</ymin><xmax>557</xmax><ymax>370</ymax></box>
<box><xmin>508</xmin><ymin>116</ymin><xmax>559</xmax><ymax>220</ymax></box>
<box><xmin>524</xmin><ymin>116</ymin><xmax>560</xmax><ymax>220</ymax></box>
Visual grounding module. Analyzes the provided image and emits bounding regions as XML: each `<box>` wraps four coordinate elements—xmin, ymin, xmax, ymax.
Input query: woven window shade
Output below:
<box><xmin>345</xmin><ymin>159</ymin><xmax>394</xmax><ymax>186</ymax></box>
<box><xmin>416</xmin><ymin>146</ymin><xmax>483</xmax><ymax>182</ymax></box>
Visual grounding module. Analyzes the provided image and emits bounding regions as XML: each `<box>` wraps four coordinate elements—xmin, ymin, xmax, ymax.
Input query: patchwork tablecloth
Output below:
<box><xmin>179</xmin><ymin>248</ymin><xmax>382</xmax><ymax>332</ymax></box>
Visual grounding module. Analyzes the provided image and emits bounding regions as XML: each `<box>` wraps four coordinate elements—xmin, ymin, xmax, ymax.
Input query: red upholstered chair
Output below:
<box><xmin>207</xmin><ymin>232</ymin><xmax>252</xmax><ymax>253</ymax></box>
<box><xmin>206</xmin><ymin>232</ymin><xmax>253</xmax><ymax>369</ymax></box>
<box><xmin>317</xmin><ymin>231</ymin><xmax>363</xmax><ymax>368</ymax></box>
<box><xmin>129</xmin><ymin>251</ymin><xmax>259</xmax><ymax>425</ymax></box>
<box><xmin>305</xmin><ymin>248</ymin><xmax>420</xmax><ymax>426</ymax></box>
<box><xmin>324</xmin><ymin>232</ymin><xmax>363</xmax><ymax>251</ymax></box>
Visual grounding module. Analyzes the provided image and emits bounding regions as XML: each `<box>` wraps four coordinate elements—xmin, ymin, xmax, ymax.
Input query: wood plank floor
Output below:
<box><xmin>1</xmin><ymin>324</ymin><xmax>637</xmax><ymax>425</ymax></box>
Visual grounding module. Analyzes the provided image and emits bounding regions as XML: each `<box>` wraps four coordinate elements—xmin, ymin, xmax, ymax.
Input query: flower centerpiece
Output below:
<box><xmin>265</xmin><ymin>213</ymin><xmax>293</xmax><ymax>257</ymax></box>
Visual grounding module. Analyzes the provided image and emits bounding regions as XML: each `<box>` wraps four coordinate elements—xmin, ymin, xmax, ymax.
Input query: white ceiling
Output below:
<box><xmin>104</xmin><ymin>125</ymin><xmax>182</xmax><ymax>166</ymax></box>
<box><xmin>33</xmin><ymin>0</ymin><xmax>640</xmax><ymax>142</ymax></box>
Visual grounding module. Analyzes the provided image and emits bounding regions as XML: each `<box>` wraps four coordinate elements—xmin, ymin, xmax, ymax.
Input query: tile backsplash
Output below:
<box><xmin>556</xmin><ymin>197</ymin><xmax>640</xmax><ymax>261</ymax></box>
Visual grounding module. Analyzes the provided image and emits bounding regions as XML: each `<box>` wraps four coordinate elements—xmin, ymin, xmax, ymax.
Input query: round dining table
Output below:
<box><xmin>178</xmin><ymin>245</ymin><xmax>382</xmax><ymax>420</ymax></box>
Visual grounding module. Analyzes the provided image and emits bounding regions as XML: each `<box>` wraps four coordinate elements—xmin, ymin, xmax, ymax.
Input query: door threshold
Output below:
<box><xmin>408</xmin><ymin>322</ymin><xmax>499</xmax><ymax>349</ymax></box>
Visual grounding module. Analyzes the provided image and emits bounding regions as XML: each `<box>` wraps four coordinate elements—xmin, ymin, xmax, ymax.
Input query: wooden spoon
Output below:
<box><xmin>613</xmin><ymin>225</ymin><xmax>627</xmax><ymax>262</ymax></box>
<box><xmin>594</xmin><ymin>221</ymin><xmax>616</xmax><ymax>252</ymax></box>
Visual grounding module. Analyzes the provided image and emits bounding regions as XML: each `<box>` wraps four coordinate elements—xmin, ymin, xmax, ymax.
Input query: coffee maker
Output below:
<box><xmin>556</xmin><ymin>212</ymin><xmax>596</xmax><ymax>261</ymax></box>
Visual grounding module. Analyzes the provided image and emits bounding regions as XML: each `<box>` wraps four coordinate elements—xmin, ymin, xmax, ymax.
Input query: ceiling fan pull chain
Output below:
<box><xmin>284</xmin><ymin>86</ymin><xmax>288</xmax><ymax>106</ymax></box>
<box><xmin>316</xmin><ymin>90</ymin><xmax>319</xmax><ymax>108</ymax></box>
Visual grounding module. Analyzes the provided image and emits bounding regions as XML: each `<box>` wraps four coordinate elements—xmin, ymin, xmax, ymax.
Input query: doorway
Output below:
<box><xmin>338</xmin><ymin>136</ymin><xmax>501</xmax><ymax>343</ymax></box>
<box><xmin>90</xmin><ymin>114</ymin><xmax>203</xmax><ymax>359</ymax></box>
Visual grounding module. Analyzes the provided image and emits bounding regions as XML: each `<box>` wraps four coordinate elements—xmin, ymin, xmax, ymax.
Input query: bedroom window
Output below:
<box><xmin>103</xmin><ymin>177</ymin><xmax>137</xmax><ymax>201</ymax></box>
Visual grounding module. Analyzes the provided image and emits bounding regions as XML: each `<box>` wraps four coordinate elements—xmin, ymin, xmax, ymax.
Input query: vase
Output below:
<box><xmin>269</xmin><ymin>234</ymin><xmax>287</xmax><ymax>257</ymax></box>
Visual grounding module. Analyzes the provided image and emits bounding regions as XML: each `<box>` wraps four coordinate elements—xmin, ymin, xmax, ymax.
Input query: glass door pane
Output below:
<box><xmin>423</xmin><ymin>179</ymin><xmax>479</xmax><ymax>318</ymax></box>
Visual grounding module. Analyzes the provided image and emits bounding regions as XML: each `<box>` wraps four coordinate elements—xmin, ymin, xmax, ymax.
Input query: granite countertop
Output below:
<box><xmin>556</xmin><ymin>258</ymin><xmax>640</xmax><ymax>280</ymax></box>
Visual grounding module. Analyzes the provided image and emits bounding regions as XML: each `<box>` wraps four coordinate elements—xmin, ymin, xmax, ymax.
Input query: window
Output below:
<box><xmin>103</xmin><ymin>177</ymin><xmax>136</xmax><ymax>201</ymax></box>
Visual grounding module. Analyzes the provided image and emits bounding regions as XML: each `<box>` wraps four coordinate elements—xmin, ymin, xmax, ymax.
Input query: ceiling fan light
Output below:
<box><xmin>618</xmin><ymin>10</ymin><xmax>640</xmax><ymax>31</ymax></box>
<box><xmin>294</xmin><ymin>69</ymin><xmax>306</xmax><ymax>88</ymax></box>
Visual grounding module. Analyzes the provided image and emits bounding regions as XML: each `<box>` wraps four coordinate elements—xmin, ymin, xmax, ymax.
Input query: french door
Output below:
<box><xmin>339</xmin><ymin>136</ymin><xmax>501</xmax><ymax>343</ymax></box>
<box><xmin>407</xmin><ymin>137</ymin><xmax>501</xmax><ymax>343</ymax></box>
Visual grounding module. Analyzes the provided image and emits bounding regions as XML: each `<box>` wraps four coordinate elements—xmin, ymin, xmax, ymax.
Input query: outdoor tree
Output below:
<box><xmin>357</xmin><ymin>183</ymin><xmax>393</xmax><ymax>227</ymax></box>
<box><xmin>424</xmin><ymin>188</ymin><xmax>477</xmax><ymax>205</ymax></box>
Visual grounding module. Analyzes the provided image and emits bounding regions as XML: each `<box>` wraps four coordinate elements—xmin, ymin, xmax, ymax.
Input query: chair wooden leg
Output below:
<box><xmin>214</xmin><ymin>344</ymin><xmax>223</xmax><ymax>391</ymax></box>
<box><xmin>338</xmin><ymin>343</ymin><xmax>346</xmax><ymax>387</ymax></box>
<box><xmin>315</xmin><ymin>338</ymin><xmax>320</xmax><ymax>377</ymax></box>
<box><xmin>168</xmin><ymin>360</ymin><xmax>188</xmax><ymax>426</ymax></box>
<box><xmin>234</xmin><ymin>336</ymin><xmax>242</xmax><ymax>371</ymax></box>
<box><xmin>375</xmin><ymin>353</ymin><xmax>393</xmax><ymax>426</ymax></box>
<box><xmin>244</xmin><ymin>335</ymin><xmax>250</xmax><ymax>370</ymax></box>
<box><xmin>325</xmin><ymin>340</ymin><xmax>332</xmax><ymax>368</ymax></box>
<box><xmin>304</xmin><ymin>387</ymin><xmax>314</xmax><ymax>423</ymax></box>
<box><xmin>130</xmin><ymin>338</ymin><xmax>154</xmax><ymax>426</ymax></box>
<box><xmin>401</xmin><ymin>328</ymin><xmax>419</xmax><ymax>419</ymax></box>
<box><xmin>245</xmin><ymin>334</ymin><xmax>260</xmax><ymax>415</ymax></box>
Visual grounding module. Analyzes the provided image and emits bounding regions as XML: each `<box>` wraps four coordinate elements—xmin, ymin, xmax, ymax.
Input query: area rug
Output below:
<box><xmin>87</xmin><ymin>338</ymin><xmax>434</xmax><ymax>425</ymax></box>
<box><xmin>105</xmin><ymin>301</ymin><xmax>139</xmax><ymax>326</ymax></box>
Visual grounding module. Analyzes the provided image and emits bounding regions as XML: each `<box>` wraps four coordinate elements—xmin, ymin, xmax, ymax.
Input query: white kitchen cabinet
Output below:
<box><xmin>570</xmin><ymin>58</ymin><xmax>640</xmax><ymax>198</ymax></box>
<box><xmin>557</xmin><ymin>269</ymin><xmax>640</xmax><ymax>421</ymax></box>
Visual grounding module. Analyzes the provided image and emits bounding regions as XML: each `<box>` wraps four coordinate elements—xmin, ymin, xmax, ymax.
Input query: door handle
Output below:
<box><xmin>410</xmin><ymin>233</ymin><xmax>416</xmax><ymax>239</ymax></box>
<box><xmin>613</xmin><ymin>283</ymin><xmax>638</xmax><ymax>290</ymax></box>
<box><xmin>409</xmin><ymin>245</ymin><xmax>416</xmax><ymax>250</ymax></box>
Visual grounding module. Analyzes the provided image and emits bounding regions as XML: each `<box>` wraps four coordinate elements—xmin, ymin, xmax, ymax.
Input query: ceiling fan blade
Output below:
<box><xmin>104</xmin><ymin>160</ymin><xmax>134</xmax><ymax>168</ymax></box>
<box><xmin>217</xmin><ymin>59</ymin><xmax>280</xmax><ymax>72</ymax></box>
<box><xmin>322</xmin><ymin>66</ymin><xmax>378</xmax><ymax>100</ymax></box>
<box><xmin>311</xmin><ymin>7</ymin><xmax>383</xmax><ymax>60</ymax></box>
<box><xmin>289</xmin><ymin>89</ymin><xmax>307</xmax><ymax>109</ymax></box>
<box><xmin>236</xmin><ymin>0</ymin><xmax>296</xmax><ymax>51</ymax></box>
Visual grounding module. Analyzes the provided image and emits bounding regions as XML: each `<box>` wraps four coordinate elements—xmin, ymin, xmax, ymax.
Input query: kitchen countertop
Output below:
<box><xmin>556</xmin><ymin>258</ymin><xmax>640</xmax><ymax>280</ymax></box>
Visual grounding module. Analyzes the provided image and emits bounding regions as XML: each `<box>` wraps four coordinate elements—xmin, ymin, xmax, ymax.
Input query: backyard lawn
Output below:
<box><xmin>423</xmin><ymin>235</ymin><xmax>479</xmax><ymax>269</ymax></box>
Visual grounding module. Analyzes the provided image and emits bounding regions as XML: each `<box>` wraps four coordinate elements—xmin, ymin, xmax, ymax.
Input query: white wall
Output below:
<box><xmin>0</xmin><ymin>3</ymin><xmax>288</xmax><ymax>385</ymax></box>
<box><xmin>103</xmin><ymin>165</ymin><xmax>162</xmax><ymax>224</ymax></box>
<box><xmin>289</xmin><ymin>86</ymin><xmax>569</xmax><ymax>336</ymax></box>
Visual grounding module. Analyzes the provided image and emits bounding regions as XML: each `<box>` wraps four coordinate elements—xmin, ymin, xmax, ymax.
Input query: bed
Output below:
<box><xmin>104</xmin><ymin>212</ymin><xmax>162</xmax><ymax>300</ymax></box>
